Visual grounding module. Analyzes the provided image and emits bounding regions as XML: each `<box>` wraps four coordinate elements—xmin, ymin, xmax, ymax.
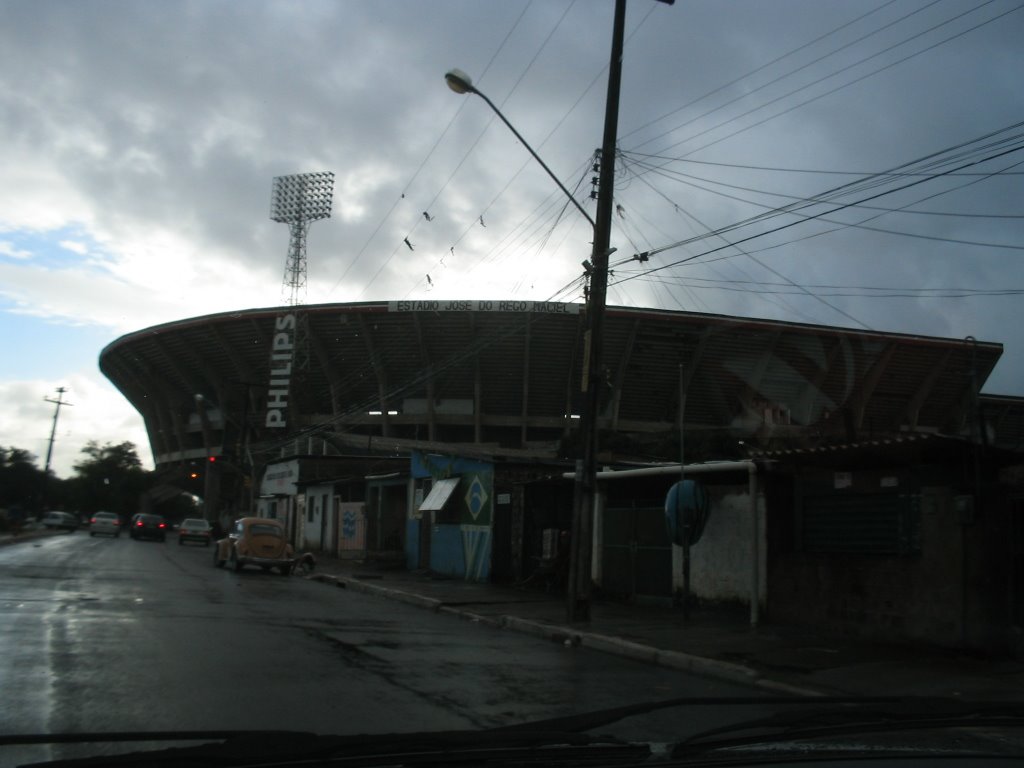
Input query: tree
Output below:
<box><xmin>66</xmin><ymin>441</ymin><xmax>150</xmax><ymax>517</ymax></box>
<box><xmin>0</xmin><ymin>447</ymin><xmax>47</xmax><ymax>523</ymax></box>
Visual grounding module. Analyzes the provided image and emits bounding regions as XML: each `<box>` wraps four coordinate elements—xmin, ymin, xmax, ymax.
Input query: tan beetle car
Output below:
<box><xmin>213</xmin><ymin>517</ymin><xmax>294</xmax><ymax>575</ymax></box>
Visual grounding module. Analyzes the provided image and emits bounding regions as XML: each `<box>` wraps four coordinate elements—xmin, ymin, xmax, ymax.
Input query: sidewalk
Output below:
<box><xmin>0</xmin><ymin>524</ymin><xmax>62</xmax><ymax>547</ymax></box>
<box><xmin>306</xmin><ymin>554</ymin><xmax>1024</xmax><ymax>701</ymax></box>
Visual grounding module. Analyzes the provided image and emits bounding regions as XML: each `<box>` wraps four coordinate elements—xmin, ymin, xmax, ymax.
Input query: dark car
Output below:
<box><xmin>130</xmin><ymin>513</ymin><xmax>167</xmax><ymax>542</ymax></box>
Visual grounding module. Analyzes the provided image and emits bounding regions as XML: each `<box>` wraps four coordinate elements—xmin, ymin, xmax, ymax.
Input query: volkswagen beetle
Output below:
<box><xmin>213</xmin><ymin>517</ymin><xmax>293</xmax><ymax>575</ymax></box>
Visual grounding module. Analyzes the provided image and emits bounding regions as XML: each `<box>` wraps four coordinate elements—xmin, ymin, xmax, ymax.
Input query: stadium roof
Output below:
<box><xmin>99</xmin><ymin>300</ymin><xmax>1010</xmax><ymax>468</ymax></box>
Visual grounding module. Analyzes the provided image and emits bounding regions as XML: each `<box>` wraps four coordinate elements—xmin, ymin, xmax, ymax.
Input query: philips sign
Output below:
<box><xmin>265</xmin><ymin>313</ymin><xmax>295</xmax><ymax>428</ymax></box>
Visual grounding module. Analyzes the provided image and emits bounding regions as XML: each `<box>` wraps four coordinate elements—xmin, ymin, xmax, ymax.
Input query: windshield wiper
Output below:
<box><xmin>5</xmin><ymin>727</ymin><xmax>641</xmax><ymax>768</ymax></box>
<box><xmin>10</xmin><ymin>697</ymin><xmax>1023</xmax><ymax>767</ymax></box>
<box><xmin>670</xmin><ymin>698</ymin><xmax>1024</xmax><ymax>757</ymax></box>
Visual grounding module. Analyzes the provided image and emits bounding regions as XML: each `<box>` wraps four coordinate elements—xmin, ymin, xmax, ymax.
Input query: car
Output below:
<box><xmin>130</xmin><ymin>513</ymin><xmax>167</xmax><ymax>542</ymax></box>
<box><xmin>177</xmin><ymin>518</ymin><xmax>212</xmax><ymax>546</ymax></box>
<box><xmin>213</xmin><ymin>517</ymin><xmax>293</xmax><ymax>575</ymax></box>
<box><xmin>89</xmin><ymin>511</ymin><xmax>121</xmax><ymax>537</ymax></box>
<box><xmin>42</xmin><ymin>511</ymin><xmax>79</xmax><ymax>531</ymax></box>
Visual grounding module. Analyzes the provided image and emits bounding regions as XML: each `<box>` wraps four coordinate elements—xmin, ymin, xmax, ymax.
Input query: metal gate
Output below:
<box><xmin>601</xmin><ymin>502</ymin><xmax>673</xmax><ymax>601</ymax></box>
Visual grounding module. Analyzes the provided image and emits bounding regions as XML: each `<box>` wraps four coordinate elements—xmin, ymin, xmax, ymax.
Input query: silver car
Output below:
<box><xmin>43</xmin><ymin>511</ymin><xmax>79</xmax><ymax>531</ymax></box>
<box><xmin>89</xmin><ymin>511</ymin><xmax>121</xmax><ymax>538</ymax></box>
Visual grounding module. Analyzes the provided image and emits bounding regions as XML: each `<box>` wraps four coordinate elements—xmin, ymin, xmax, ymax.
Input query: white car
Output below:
<box><xmin>89</xmin><ymin>511</ymin><xmax>122</xmax><ymax>537</ymax></box>
<box><xmin>177</xmin><ymin>518</ymin><xmax>212</xmax><ymax>546</ymax></box>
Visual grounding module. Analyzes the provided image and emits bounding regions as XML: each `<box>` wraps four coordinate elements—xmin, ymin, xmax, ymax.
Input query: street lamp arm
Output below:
<box><xmin>445</xmin><ymin>70</ymin><xmax>595</xmax><ymax>228</ymax></box>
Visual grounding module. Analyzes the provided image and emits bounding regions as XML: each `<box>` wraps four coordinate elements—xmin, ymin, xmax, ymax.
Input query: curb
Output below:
<box><xmin>306</xmin><ymin>571</ymin><xmax>827</xmax><ymax>697</ymax></box>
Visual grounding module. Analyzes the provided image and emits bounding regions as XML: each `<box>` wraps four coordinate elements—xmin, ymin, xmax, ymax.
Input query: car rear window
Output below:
<box><xmin>248</xmin><ymin>524</ymin><xmax>283</xmax><ymax>537</ymax></box>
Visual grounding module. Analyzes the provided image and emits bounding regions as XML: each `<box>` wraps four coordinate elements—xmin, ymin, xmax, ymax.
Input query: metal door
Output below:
<box><xmin>601</xmin><ymin>502</ymin><xmax>673</xmax><ymax>601</ymax></box>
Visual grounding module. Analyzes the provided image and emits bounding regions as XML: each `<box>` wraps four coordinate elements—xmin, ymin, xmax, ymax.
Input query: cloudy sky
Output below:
<box><xmin>1</xmin><ymin>0</ymin><xmax>1022</xmax><ymax>478</ymax></box>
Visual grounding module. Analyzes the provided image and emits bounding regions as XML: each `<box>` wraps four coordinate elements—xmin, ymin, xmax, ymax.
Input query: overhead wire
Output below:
<box><xmin>632</xmin><ymin>1</ymin><xmax>1023</xmax><ymax>166</ymax></box>
<box><xmin>404</xmin><ymin>0</ymin><xmax>664</xmax><ymax>300</ymax></box>
<box><xmin>328</xmin><ymin>0</ymin><xmax>537</xmax><ymax>300</ymax></box>
<box><xmin>397</xmin><ymin>0</ymin><xmax>584</xmax><ymax>298</ymax></box>
<box><xmin>624</xmin><ymin>0</ymin><xmax>943</xmax><ymax>152</ymax></box>
<box><xmin>618</xmin><ymin>0</ymin><xmax>903</xmax><ymax>146</ymax></box>
<box><xmin>616</xmin><ymin>151</ymin><xmax>874</xmax><ymax>328</ymax></box>
<box><xmin>610</xmin><ymin>133</ymin><xmax>1024</xmax><ymax>305</ymax></box>
<box><xmin>624</xmin><ymin>275</ymin><xmax>1024</xmax><ymax>299</ymax></box>
<box><xmin>621</xmin><ymin>151</ymin><xmax>1024</xmax><ymax>220</ymax></box>
<box><xmin>622</xmin><ymin>121</ymin><xmax>1024</xmax><ymax>261</ymax></box>
<box><xmin>624</xmin><ymin>151</ymin><xmax>1024</xmax><ymax>251</ymax></box>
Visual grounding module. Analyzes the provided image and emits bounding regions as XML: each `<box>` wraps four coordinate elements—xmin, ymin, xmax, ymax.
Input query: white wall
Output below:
<box><xmin>303</xmin><ymin>482</ymin><xmax>334</xmax><ymax>550</ymax></box>
<box><xmin>675</xmin><ymin>488</ymin><xmax>766</xmax><ymax>606</ymax></box>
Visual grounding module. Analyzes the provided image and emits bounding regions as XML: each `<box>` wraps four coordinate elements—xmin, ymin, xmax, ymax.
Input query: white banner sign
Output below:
<box><xmin>389</xmin><ymin>300</ymin><xmax>579</xmax><ymax>314</ymax></box>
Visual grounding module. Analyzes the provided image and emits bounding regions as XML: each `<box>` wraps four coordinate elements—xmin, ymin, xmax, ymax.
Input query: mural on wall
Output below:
<box><xmin>412</xmin><ymin>450</ymin><xmax>493</xmax><ymax>581</ymax></box>
<box><xmin>338</xmin><ymin>501</ymin><xmax>367</xmax><ymax>559</ymax></box>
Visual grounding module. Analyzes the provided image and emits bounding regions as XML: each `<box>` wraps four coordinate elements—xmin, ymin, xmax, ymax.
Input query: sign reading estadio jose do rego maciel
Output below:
<box><xmin>388</xmin><ymin>300</ymin><xmax>579</xmax><ymax>314</ymax></box>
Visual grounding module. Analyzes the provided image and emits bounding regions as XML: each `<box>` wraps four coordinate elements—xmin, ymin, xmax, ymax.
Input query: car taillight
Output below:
<box><xmin>90</xmin><ymin>518</ymin><xmax>97</xmax><ymax>524</ymax></box>
<box><xmin>159</xmin><ymin>523</ymin><xmax>166</xmax><ymax>529</ymax></box>
<box><xmin>136</xmin><ymin>521</ymin><xmax>143</xmax><ymax>527</ymax></box>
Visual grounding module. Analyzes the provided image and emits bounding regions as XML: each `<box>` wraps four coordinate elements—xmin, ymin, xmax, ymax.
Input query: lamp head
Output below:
<box><xmin>445</xmin><ymin>68</ymin><xmax>475</xmax><ymax>95</ymax></box>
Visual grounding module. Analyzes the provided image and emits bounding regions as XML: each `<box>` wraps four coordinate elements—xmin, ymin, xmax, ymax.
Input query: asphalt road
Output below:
<box><xmin>0</xmin><ymin>529</ymin><xmax>776</xmax><ymax>764</ymax></box>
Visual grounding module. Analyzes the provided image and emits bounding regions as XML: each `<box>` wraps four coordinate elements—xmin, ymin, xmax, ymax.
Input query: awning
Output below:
<box><xmin>419</xmin><ymin>477</ymin><xmax>459</xmax><ymax>511</ymax></box>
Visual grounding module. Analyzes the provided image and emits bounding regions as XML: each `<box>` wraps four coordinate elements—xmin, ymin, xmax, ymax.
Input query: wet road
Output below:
<box><xmin>1</xmin><ymin>530</ymin><xmax>770</xmax><ymax>764</ymax></box>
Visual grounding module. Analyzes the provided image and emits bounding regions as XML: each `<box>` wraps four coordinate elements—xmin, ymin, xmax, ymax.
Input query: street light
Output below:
<box><xmin>446</xmin><ymin>0</ymin><xmax>627</xmax><ymax>625</ymax></box>
<box><xmin>444</xmin><ymin>69</ymin><xmax>595</xmax><ymax>228</ymax></box>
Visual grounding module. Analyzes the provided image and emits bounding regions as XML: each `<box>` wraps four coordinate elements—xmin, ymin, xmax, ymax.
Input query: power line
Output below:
<box><xmin>619</xmin><ymin>0</ymin><xmax>904</xmax><ymax>146</ymax></box>
<box><xmin>621</xmin><ymin>151</ymin><xmax>1024</xmax><ymax>220</ymax></box>
<box><xmin>614</xmin><ymin>123</ymin><xmax>1024</xmax><ymax>285</ymax></box>
<box><xmin>619</xmin><ymin>273</ymin><xmax>1024</xmax><ymax>299</ymax></box>
<box><xmin>632</xmin><ymin>2</ymin><xmax>1022</xmax><ymax>165</ymax></box>
<box><xmin>623</xmin><ymin>122</ymin><xmax>1024</xmax><ymax>261</ymax></box>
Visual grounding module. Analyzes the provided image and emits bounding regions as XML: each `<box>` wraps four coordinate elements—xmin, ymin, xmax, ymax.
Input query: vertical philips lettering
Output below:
<box><xmin>265</xmin><ymin>314</ymin><xmax>295</xmax><ymax>428</ymax></box>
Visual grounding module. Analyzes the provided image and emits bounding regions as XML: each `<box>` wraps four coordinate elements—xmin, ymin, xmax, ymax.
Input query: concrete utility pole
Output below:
<box><xmin>565</xmin><ymin>0</ymin><xmax>628</xmax><ymax>623</ymax></box>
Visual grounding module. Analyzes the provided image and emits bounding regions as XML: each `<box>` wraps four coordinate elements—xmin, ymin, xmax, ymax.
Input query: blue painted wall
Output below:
<box><xmin>412</xmin><ymin>450</ymin><xmax>494</xmax><ymax>582</ymax></box>
<box><xmin>429</xmin><ymin>524</ymin><xmax>465</xmax><ymax>577</ymax></box>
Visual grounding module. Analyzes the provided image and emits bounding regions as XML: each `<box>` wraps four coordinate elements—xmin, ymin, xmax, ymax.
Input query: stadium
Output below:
<box><xmin>98</xmin><ymin>298</ymin><xmax>1024</xmax><ymax>649</ymax></box>
<box><xmin>98</xmin><ymin>297</ymin><xmax>1011</xmax><ymax>483</ymax></box>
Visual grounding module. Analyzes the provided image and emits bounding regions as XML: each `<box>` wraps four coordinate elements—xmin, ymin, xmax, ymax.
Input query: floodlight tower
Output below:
<box><xmin>270</xmin><ymin>172</ymin><xmax>334</xmax><ymax>305</ymax></box>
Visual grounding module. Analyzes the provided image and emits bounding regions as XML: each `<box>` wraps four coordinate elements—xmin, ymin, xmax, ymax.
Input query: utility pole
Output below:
<box><xmin>566</xmin><ymin>0</ymin><xmax>628</xmax><ymax>622</ymax></box>
<box><xmin>43</xmin><ymin>387</ymin><xmax>73</xmax><ymax>477</ymax></box>
<box><xmin>41</xmin><ymin>386</ymin><xmax>73</xmax><ymax>512</ymax></box>
<box><xmin>446</xmin><ymin>0</ymin><xmax>673</xmax><ymax>622</ymax></box>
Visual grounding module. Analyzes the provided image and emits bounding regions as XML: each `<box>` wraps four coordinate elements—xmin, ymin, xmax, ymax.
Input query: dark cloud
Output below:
<box><xmin>0</xmin><ymin>0</ymin><xmax>1021</xmax><ymax>399</ymax></box>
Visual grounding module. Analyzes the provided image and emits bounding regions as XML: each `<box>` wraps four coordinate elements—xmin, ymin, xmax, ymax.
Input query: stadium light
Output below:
<box><xmin>270</xmin><ymin>172</ymin><xmax>335</xmax><ymax>306</ymax></box>
<box><xmin>270</xmin><ymin>172</ymin><xmax>335</xmax><ymax>224</ymax></box>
